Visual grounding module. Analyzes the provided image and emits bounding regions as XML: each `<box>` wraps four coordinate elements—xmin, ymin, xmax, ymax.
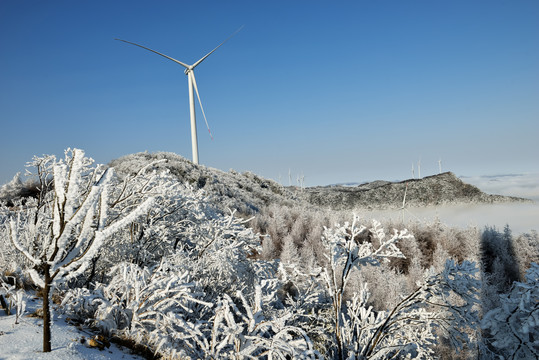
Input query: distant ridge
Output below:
<box><xmin>302</xmin><ymin>172</ymin><xmax>531</xmax><ymax>210</ymax></box>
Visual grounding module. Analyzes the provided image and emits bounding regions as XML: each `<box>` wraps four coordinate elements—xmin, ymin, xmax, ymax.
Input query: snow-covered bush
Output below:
<box><xmin>320</xmin><ymin>216</ymin><xmax>482</xmax><ymax>359</ymax></box>
<box><xmin>321</xmin><ymin>217</ymin><xmax>407</xmax><ymax>359</ymax></box>
<box><xmin>63</xmin><ymin>260</ymin><xmax>319</xmax><ymax>359</ymax></box>
<box><xmin>512</xmin><ymin>230</ymin><xmax>539</xmax><ymax>279</ymax></box>
<box><xmin>0</xmin><ymin>277</ymin><xmax>26</xmax><ymax>323</ymax></box>
<box><xmin>94</xmin><ymin>166</ymin><xmax>214</xmax><ymax>271</ymax></box>
<box><xmin>181</xmin><ymin>286</ymin><xmax>320</xmax><ymax>359</ymax></box>
<box><xmin>338</xmin><ymin>260</ymin><xmax>481</xmax><ymax>359</ymax></box>
<box><xmin>100</xmin><ymin>260</ymin><xmax>212</xmax><ymax>357</ymax></box>
<box><xmin>0</xmin><ymin>173</ymin><xmax>41</xmax><ymax>206</ymax></box>
<box><xmin>481</xmin><ymin>262</ymin><xmax>539</xmax><ymax>359</ymax></box>
<box><xmin>168</xmin><ymin>209</ymin><xmax>259</xmax><ymax>298</ymax></box>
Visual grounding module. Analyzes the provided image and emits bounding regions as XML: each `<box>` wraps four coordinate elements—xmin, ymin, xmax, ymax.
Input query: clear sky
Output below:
<box><xmin>1</xmin><ymin>0</ymin><xmax>538</xmax><ymax>186</ymax></box>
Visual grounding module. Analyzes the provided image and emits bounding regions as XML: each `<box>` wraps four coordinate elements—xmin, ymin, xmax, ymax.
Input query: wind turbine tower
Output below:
<box><xmin>115</xmin><ymin>27</ymin><xmax>243</xmax><ymax>165</ymax></box>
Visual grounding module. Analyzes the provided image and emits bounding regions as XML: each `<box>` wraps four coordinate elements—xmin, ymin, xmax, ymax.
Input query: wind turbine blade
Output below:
<box><xmin>189</xmin><ymin>71</ymin><xmax>213</xmax><ymax>140</ymax></box>
<box><xmin>191</xmin><ymin>25</ymin><xmax>244</xmax><ymax>69</ymax></box>
<box><xmin>115</xmin><ymin>38</ymin><xmax>191</xmax><ymax>69</ymax></box>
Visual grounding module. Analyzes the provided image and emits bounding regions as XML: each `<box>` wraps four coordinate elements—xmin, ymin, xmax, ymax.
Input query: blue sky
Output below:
<box><xmin>1</xmin><ymin>0</ymin><xmax>538</xmax><ymax>186</ymax></box>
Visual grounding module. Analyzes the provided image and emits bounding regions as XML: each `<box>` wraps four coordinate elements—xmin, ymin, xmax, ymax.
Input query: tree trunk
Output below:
<box><xmin>42</xmin><ymin>264</ymin><xmax>52</xmax><ymax>353</ymax></box>
<box><xmin>0</xmin><ymin>294</ymin><xmax>10</xmax><ymax>315</ymax></box>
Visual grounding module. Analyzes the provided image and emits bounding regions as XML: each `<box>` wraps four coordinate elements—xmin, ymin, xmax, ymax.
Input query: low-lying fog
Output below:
<box><xmin>359</xmin><ymin>173</ymin><xmax>539</xmax><ymax>235</ymax></box>
<box><xmin>359</xmin><ymin>202</ymin><xmax>538</xmax><ymax>235</ymax></box>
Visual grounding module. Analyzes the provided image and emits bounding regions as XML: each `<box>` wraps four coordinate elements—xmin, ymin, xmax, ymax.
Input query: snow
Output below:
<box><xmin>0</xmin><ymin>296</ymin><xmax>144</xmax><ymax>360</ymax></box>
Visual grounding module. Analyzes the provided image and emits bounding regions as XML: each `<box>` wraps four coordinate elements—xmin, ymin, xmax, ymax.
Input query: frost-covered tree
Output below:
<box><xmin>481</xmin><ymin>262</ymin><xmax>539</xmax><ymax>359</ymax></box>
<box><xmin>5</xmin><ymin>149</ymin><xmax>154</xmax><ymax>352</ymax></box>
<box><xmin>321</xmin><ymin>217</ymin><xmax>409</xmax><ymax>359</ymax></box>
<box><xmin>320</xmin><ymin>216</ymin><xmax>481</xmax><ymax>359</ymax></box>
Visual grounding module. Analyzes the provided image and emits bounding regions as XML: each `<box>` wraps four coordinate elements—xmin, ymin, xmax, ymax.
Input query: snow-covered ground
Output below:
<box><xmin>0</xmin><ymin>296</ymin><xmax>144</xmax><ymax>360</ymax></box>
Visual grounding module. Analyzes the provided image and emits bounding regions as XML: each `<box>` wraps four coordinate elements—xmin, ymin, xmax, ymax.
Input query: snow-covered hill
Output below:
<box><xmin>302</xmin><ymin>172</ymin><xmax>531</xmax><ymax>211</ymax></box>
<box><xmin>2</xmin><ymin>152</ymin><xmax>529</xmax><ymax>216</ymax></box>
<box><xmin>107</xmin><ymin>153</ymin><xmax>530</xmax><ymax>212</ymax></box>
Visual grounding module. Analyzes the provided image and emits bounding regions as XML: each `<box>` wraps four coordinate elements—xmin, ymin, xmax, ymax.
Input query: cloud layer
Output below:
<box><xmin>462</xmin><ymin>173</ymin><xmax>539</xmax><ymax>202</ymax></box>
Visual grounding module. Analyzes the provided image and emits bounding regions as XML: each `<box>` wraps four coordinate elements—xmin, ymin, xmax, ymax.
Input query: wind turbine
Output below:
<box><xmin>398</xmin><ymin>182</ymin><xmax>418</xmax><ymax>223</ymax></box>
<box><xmin>400</xmin><ymin>182</ymin><xmax>408</xmax><ymax>223</ymax></box>
<box><xmin>115</xmin><ymin>27</ymin><xmax>243</xmax><ymax>165</ymax></box>
<box><xmin>438</xmin><ymin>158</ymin><xmax>442</xmax><ymax>174</ymax></box>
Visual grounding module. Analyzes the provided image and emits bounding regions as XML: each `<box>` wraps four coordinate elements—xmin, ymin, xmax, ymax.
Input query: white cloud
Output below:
<box><xmin>461</xmin><ymin>173</ymin><xmax>539</xmax><ymax>202</ymax></box>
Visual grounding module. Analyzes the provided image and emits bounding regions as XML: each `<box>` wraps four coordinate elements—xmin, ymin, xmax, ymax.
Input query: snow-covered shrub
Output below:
<box><xmin>481</xmin><ymin>262</ymin><xmax>539</xmax><ymax>359</ymax></box>
<box><xmin>250</xmin><ymin>204</ymin><xmax>336</xmax><ymax>264</ymax></box>
<box><xmin>62</xmin><ymin>259</ymin><xmax>212</xmax><ymax>358</ymax></box>
<box><xmin>0</xmin><ymin>173</ymin><xmax>41</xmax><ymax>206</ymax></box>
<box><xmin>320</xmin><ymin>216</ymin><xmax>482</xmax><ymax>359</ymax></box>
<box><xmin>0</xmin><ymin>277</ymin><xmax>26</xmax><ymax>323</ymax></box>
<box><xmin>96</xmin><ymin>155</ymin><xmax>261</xmax><ymax>298</ymax></box>
<box><xmin>321</xmin><ymin>217</ymin><xmax>408</xmax><ymax>359</ymax></box>
<box><xmin>183</xmin><ymin>286</ymin><xmax>320</xmax><ymax>359</ymax></box>
<box><xmin>163</xmin><ymin>208</ymin><xmax>260</xmax><ymax>299</ymax></box>
<box><xmin>64</xmin><ymin>260</ymin><xmax>320</xmax><ymax>359</ymax></box>
<box><xmin>512</xmin><ymin>230</ymin><xmax>539</xmax><ymax>279</ymax></box>
<box><xmin>0</xmin><ymin>174</ymin><xmax>25</xmax><ymax>205</ymax></box>
<box><xmin>95</xmin><ymin>166</ymin><xmax>214</xmax><ymax>271</ymax></box>
<box><xmin>338</xmin><ymin>260</ymin><xmax>481</xmax><ymax>360</ymax></box>
<box><xmin>99</xmin><ymin>260</ymin><xmax>212</xmax><ymax>356</ymax></box>
<box><xmin>354</xmin><ymin>262</ymin><xmax>407</xmax><ymax>311</ymax></box>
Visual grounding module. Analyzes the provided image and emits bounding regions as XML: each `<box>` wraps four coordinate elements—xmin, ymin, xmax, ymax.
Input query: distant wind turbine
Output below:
<box><xmin>438</xmin><ymin>158</ymin><xmax>442</xmax><ymax>174</ymax></box>
<box><xmin>400</xmin><ymin>183</ymin><xmax>409</xmax><ymax>223</ymax></box>
<box><xmin>417</xmin><ymin>159</ymin><xmax>421</xmax><ymax>179</ymax></box>
<box><xmin>289</xmin><ymin>169</ymin><xmax>292</xmax><ymax>187</ymax></box>
<box><xmin>399</xmin><ymin>182</ymin><xmax>418</xmax><ymax>223</ymax></box>
<box><xmin>115</xmin><ymin>26</ymin><xmax>243</xmax><ymax>165</ymax></box>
